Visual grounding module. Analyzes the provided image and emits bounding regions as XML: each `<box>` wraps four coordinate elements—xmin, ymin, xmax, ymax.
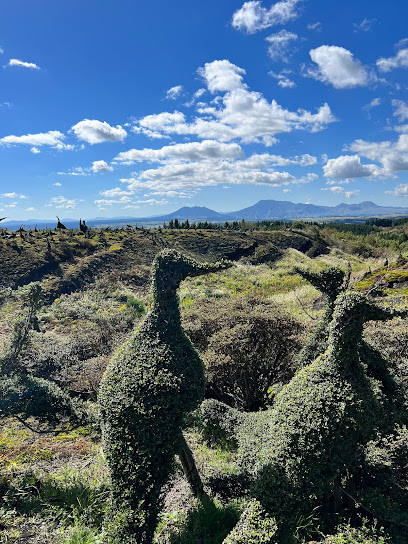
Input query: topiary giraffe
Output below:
<box><xmin>235</xmin><ymin>292</ymin><xmax>407</xmax><ymax>543</ymax></box>
<box><xmin>99</xmin><ymin>249</ymin><xmax>231</xmax><ymax>544</ymax></box>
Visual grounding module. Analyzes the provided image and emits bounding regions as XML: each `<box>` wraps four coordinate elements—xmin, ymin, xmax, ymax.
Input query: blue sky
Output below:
<box><xmin>1</xmin><ymin>0</ymin><xmax>408</xmax><ymax>219</ymax></box>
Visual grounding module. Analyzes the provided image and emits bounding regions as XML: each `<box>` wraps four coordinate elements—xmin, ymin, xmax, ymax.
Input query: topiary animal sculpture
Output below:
<box><xmin>99</xmin><ymin>249</ymin><xmax>231</xmax><ymax>544</ymax></box>
<box><xmin>235</xmin><ymin>292</ymin><xmax>406</xmax><ymax>543</ymax></box>
<box><xmin>294</xmin><ymin>266</ymin><xmax>345</xmax><ymax>367</ymax></box>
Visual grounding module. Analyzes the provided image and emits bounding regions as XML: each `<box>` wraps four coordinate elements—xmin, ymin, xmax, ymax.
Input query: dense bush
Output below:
<box><xmin>234</xmin><ymin>293</ymin><xmax>407</xmax><ymax>542</ymax></box>
<box><xmin>198</xmin><ymin>399</ymin><xmax>244</xmax><ymax>450</ymax></box>
<box><xmin>183</xmin><ymin>296</ymin><xmax>303</xmax><ymax>411</ymax></box>
<box><xmin>99</xmin><ymin>250</ymin><xmax>231</xmax><ymax>543</ymax></box>
<box><xmin>223</xmin><ymin>500</ymin><xmax>277</xmax><ymax>544</ymax></box>
<box><xmin>0</xmin><ymin>283</ymin><xmax>87</xmax><ymax>430</ymax></box>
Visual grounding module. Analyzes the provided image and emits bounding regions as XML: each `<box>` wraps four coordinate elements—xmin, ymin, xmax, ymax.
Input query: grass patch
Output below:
<box><xmin>157</xmin><ymin>497</ymin><xmax>241</xmax><ymax>544</ymax></box>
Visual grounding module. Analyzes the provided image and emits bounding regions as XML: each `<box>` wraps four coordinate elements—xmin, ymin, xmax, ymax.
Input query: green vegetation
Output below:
<box><xmin>1</xmin><ymin>223</ymin><xmax>408</xmax><ymax>544</ymax></box>
<box><xmin>98</xmin><ymin>250</ymin><xmax>231</xmax><ymax>543</ymax></box>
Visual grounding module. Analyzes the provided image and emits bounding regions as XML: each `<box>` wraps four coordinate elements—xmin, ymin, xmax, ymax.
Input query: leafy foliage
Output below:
<box><xmin>0</xmin><ymin>283</ymin><xmax>86</xmax><ymax>431</ymax></box>
<box><xmin>235</xmin><ymin>292</ymin><xmax>407</xmax><ymax>542</ymax></box>
<box><xmin>98</xmin><ymin>250</ymin><xmax>231</xmax><ymax>543</ymax></box>
<box><xmin>294</xmin><ymin>266</ymin><xmax>345</xmax><ymax>367</ymax></box>
<box><xmin>184</xmin><ymin>296</ymin><xmax>303</xmax><ymax>411</ymax></box>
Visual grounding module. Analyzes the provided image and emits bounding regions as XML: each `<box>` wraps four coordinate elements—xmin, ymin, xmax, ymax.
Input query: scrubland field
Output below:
<box><xmin>1</xmin><ymin>220</ymin><xmax>408</xmax><ymax>544</ymax></box>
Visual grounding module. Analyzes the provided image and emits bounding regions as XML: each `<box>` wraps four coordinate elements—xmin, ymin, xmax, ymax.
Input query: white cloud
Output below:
<box><xmin>0</xmin><ymin>46</ymin><xmax>3</xmax><ymax>54</ymax></box>
<box><xmin>5</xmin><ymin>202</ymin><xmax>17</xmax><ymax>208</ymax></box>
<box><xmin>53</xmin><ymin>182</ymin><xmax>62</xmax><ymax>187</ymax></box>
<box><xmin>307</xmin><ymin>45</ymin><xmax>370</xmax><ymax>88</ymax></box>
<box><xmin>30</xmin><ymin>146</ymin><xmax>40</xmax><ymax>154</ymax></box>
<box><xmin>8</xmin><ymin>58</ymin><xmax>40</xmax><ymax>70</ymax></box>
<box><xmin>70</xmin><ymin>119</ymin><xmax>127</xmax><ymax>144</ymax></box>
<box><xmin>340</xmin><ymin>133</ymin><xmax>408</xmax><ymax>177</ymax></box>
<box><xmin>363</xmin><ymin>97</ymin><xmax>381</xmax><ymax>111</ymax></box>
<box><xmin>25</xmin><ymin>207</ymin><xmax>35</xmax><ymax>212</ymax></box>
<box><xmin>377</xmin><ymin>48</ymin><xmax>408</xmax><ymax>72</ymax></box>
<box><xmin>386</xmin><ymin>183</ymin><xmax>408</xmax><ymax>197</ymax></box>
<box><xmin>1</xmin><ymin>192</ymin><xmax>27</xmax><ymax>199</ymax></box>
<box><xmin>392</xmin><ymin>100</ymin><xmax>408</xmax><ymax>122</ymax></box>
<box><xmin>324</xmin><ymin>155</ymin><xmax>381</xmax><ymax>179</ymax></box>
<box><xmin>396</xmin><ymin>38</ymin><xmax>408</xmax><ymax>50</ymax></box>
<box><xmin>269</xmin><ymin>69</ymin><xmax>296</xmax><ymax>88</ymax></box>
<box><xmin>134</xmin><ymin>60</ymin><xmax>335</xmax><ymax>145</ymax></box>
<box><xmin>92</xmin><ymin>160</ymin><xmax>114</xmax><ymax>173</ymax></box>
<box><xmin>198</xmin><ymin>60</ymin><xmax>247</xmax><ymax>92</ymax></box>
<box><xmin>353</xmin><ymin>18</ymin><xmax>376</xmax><ymax>32</ymax></box>
<box><xmin>114</xmin><ymin>140</ymin><xmax>244</xmax><ymax>164</ymax></box>
<box><xmin>283</xmin><ymin>188</ymin><xmax>292</xmax><ymax>193</ymax></box>
<box><xmin>0</xmin><ymin>130</ymin><xmax>69</xmax><ymax>149</ymax></box>
<box><xmin>100</xmin><ymin>188</ymin><xmax>134</xmax><ymax>197</ymax></box>
<box><xmin>232</xmin><ymin>0</ymin><xmax>301</xmax><ymax>34</ymax></box>
<box><xmin>118</xmin><ymin>151</ymin><xmax>318</xmax><ymax>196</ymax></box>
<box><xmin>322</xmin><ymin>186</ymin><xmax>360</xmax><ymax>199</ymax></box>
<box><xmin>165</xmin><ymin>85</ymin><xmax>183</xmax><ymax>100</ymax></box>
<box><xmin>47</xmin><ymin>196</ymin><xmax>78</xmax><ymax>209</ymax></box>
<box><xmin>266</xmin><ymin>29</ymin><xmax>297</xmax><ymax>61</ymax></box>
<box><xmin>57</xmin><ymin>167</ymin><xmax>88</xmax><ymax>176</ymax></box>
<box><xmin>307</xmin><ymin>22</ymin><xmax>321</xmax><ymax>31</ymax></box>
<box><xmin>237</xmin><ymin>152</ymin><xmax>316</xmax><ymax>167</ymax></box>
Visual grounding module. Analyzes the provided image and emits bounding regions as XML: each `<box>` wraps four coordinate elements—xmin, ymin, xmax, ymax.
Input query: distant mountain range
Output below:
<box><xmin>2</xmin><ymin>200</ymin><xmax>408</xmax><ymax>230</ymax></box>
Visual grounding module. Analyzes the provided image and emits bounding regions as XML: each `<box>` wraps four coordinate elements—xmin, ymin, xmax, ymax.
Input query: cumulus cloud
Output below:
<box><xmin>198</xmin><ymin>60</ymin><xmax>247</xmax><ymax>92</ymax></box>
<box><xmin>70</xmin><ymin>119</ymin><xmax>127</xmax><ymax>144</ymax></box>
<box><xmin>100</xmin><ymin>188</ymin><xmax>134</xmax><ymax>198</ymax></box>
<box><xmin>266</xmin><ymin>29</ymin><xmax>297</xmax><ymax>61</ymax></box>
<box><xmin>8</xmin><ymin>58</ymin><xmax>40</xmax><ymax>70</ymax></box>
<box><xmin>343</xmin><ymin>133</ymin><xmax>408</xmax><ymax>176</ymax></box>
<box><xmin>114</xmin><ymin>140</ymin><xmax>244</xmax><ymax>164</ymax></box>
<box><xmin>386</xmin><ymin>183</ymin><xmax>408</xmax><ymax>197</ymax></box>
<box><xmin>377</xmin><ymin>48</ymin><xmax>408</xmax><ymax>72</ymax></box>
<box><xmin>117</xmin><ymin>150</ymin><xmax>318</xmax><ymax>196</ymax></box>
<box><xmin>25</xmin><ymin>207</ymin><xmax>35</xmax><ymax>212</ymax></box>
<box><xmin>53</xmin><ymin>182</ymin><xmax>62</xmax><ymax>187</ymax></box>
<box><xmin>268</xmin><ymin>69</ymin><xmax>296</xmax><ymax>88</ymax></box>
<box><xmin>91</xmin><ymin>160</ymin><xmax>114</xmax><ymax>173</ymax></box>
<box><xmin>0</xmin><ymin>130</ymin><xmax>70</xmax><ymax>150</ymax></box>
<box><xmin>232</xmin><ymin>0</ymin><xmax>301</xmax><ymax>34</ymax></box>
<box><xmin>30</xmin><ymin>146</ymin><xmax>40</xmax><ymax>154</ymax></box>
<box><xmin>47</xmin><ymin>196</ymin><xmax>77</xmax><ymax>209</ymax></box>
<box><xmin>306</xmin><ymin>45</ymin><xmax>370</xmax><ymax>88</ymax></box>
<box><xmin>133</xmin><ymin>60</ymin><xmax>335</xmax><ymax>146</ymax></box>
<box><xmin>165</xmin><ymin>85</ymin><xmax>183</xmax><ymax>100</ymax></box>
<box><xmin>323</xmin><ymin>155</ymin><xmax>380</xmax><ymax>179</ymax></box>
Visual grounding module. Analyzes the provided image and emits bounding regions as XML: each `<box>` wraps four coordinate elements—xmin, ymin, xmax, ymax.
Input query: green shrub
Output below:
<box><xmin>223</xmin><ymin>500</ymin><xmax>277</xmax><ymax>544</ymax></box>
<box><xmin>321</xmin><ymin>521</ymin><xmax>389</xmax><ymax>543</ymax></box>
<box><xmin>235</xmin><ymin>293</ymin><xmax>406</xmax><ymax>542</ymax></box>
<box><xmin>99</xmin><ymin>250</ymin><xmax>231</xmax><ymax>543</ymax></box>
<box><xmin>294</xmin><ymin>266</ymin><xmax>345</xmax><ymax>367</ymax></box>
<box><xmin>184</xmin><ymin>296</ymin><xmax>303</xmax><ymax>411</ymax></box>
<box><xmin>198</xmin><ymin>399</ymin><xmax>244</xmax><ymax>450</ymax></box>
